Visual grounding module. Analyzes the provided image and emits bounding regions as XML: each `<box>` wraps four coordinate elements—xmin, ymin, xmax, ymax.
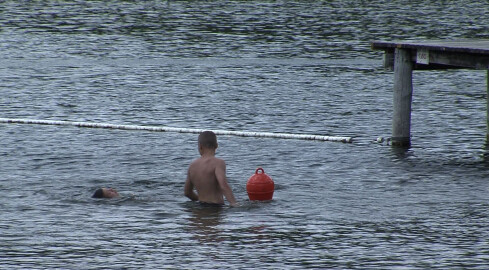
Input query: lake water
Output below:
<box><xmin>1</xmin><ymin>1</ymin><xmax>489</xmax><ymax>269</ymax></box>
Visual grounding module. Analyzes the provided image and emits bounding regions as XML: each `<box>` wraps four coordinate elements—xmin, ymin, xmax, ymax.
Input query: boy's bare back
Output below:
<box><xmin>186</xmin><ymin>156</ymin><xmax>226</xmax><ymax>204</ymax></box>
<box><xmin>184</xmin><ymin>131</ymin><xmax>237</xmax><ymax>206</ymax></box>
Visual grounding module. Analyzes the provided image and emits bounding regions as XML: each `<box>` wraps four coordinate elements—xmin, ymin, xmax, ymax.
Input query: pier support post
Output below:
<box><xmin>392</xmin><ymin>48</ymin><xmax>413</xmax><ymax>147</ymax></box>
<box><xmin>487</xmin><ymin>69</ymin><xmax>489</xmax><ymax>142</ymax></box>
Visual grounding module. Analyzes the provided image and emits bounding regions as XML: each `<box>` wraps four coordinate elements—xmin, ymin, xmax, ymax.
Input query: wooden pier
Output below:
<box><xmin>372</xmin><ymin>40</ymin><xmax>489</xmax><ymax>146</ymax></box>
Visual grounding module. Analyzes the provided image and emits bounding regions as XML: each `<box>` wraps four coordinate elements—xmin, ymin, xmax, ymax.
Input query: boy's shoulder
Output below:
<box><xmin>194</xmin><ymin>156</ymin><xmax>226</xmax><ymax>168</ymax></box>
<box><xmin>210</xmin><ymin>156</ymin><xmax>225</xmax><ymax>164</ymax></box>
<box><xmin>190</xmin><ymin>156</ymin><xmax>224</xmax><ymax>165</ymax></box>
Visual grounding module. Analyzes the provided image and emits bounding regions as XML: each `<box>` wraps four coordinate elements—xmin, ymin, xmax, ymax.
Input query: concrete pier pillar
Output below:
<box><xmin>392</xmin><ymin>48</ymin><xmax>413</xmax><ymax>147</ymax></box>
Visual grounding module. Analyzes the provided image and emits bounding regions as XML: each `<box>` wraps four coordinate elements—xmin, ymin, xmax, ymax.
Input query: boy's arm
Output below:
<box><xmin>184</xmin><ymin>172</ymin><xmax>199</xmax><ymax>201</ymax></box>
<box><xmin>215</xmin><ymin>160</ymin><xmax>238</xmax><ymax>207</ymax></box>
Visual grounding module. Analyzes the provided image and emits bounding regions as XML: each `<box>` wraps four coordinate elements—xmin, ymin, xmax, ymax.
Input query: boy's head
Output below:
<box><xmin>198</xmin><ymin>131</ymin><xmax>218</xmax><ymax>149</ymax></box>
<box><xmin>92</xmin><ymin>187</ymin><xmax>119</xmax><ymax>198</ymax></box>
<box><xmin>92</xmin><ymin>188</ymin><xmax>104</xmax><ymax>198</ymax></box>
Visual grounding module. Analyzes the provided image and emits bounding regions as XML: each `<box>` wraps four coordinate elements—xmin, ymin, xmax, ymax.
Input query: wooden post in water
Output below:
<box><xmin>372</xmin><ymin>40</ymin><xmax>489</xmax><ymax>146</ymax></box>
<box><xmin>486</xmin><ymin>69</ymin><xmax>489</xmax><ymax>141</ymax></box>
<box><xmin>392</xmin><ymin>48</ymin><xmax>413</xmax><ymax>147</ymax></box>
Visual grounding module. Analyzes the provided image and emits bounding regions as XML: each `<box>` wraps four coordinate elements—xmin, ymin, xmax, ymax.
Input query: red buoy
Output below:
<box><xmin>246</xmin><ymin>167</ymin><xmax>274</xmax><ymax>201</ymax></box>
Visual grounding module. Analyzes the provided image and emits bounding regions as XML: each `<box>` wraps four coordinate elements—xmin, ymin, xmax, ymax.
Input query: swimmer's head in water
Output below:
<box><xmin>198</xmin><ymin>131</ymin><xmax>218</xmax><ymax>149</ymax></box>
<box><xmin>92</xmin><ymin>188</ymin><xmax>104</xmax><ymax>198</ymax></box>
<box><xmin>92</xmin><ymin>187</ymin><xmax>119</xmax><ymax>198</ymax></box>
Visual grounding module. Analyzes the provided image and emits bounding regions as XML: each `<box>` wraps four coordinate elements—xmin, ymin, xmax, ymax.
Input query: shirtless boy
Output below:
<box><xmin>184</xmin><ymin>131</ymin><xmax>238</xmax><ymax>207</ymax></box>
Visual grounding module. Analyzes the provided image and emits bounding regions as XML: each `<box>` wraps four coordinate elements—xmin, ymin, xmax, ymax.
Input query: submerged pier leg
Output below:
<box><xmin>487</xmin><ymin>69</ymin><xmax>489</xmax><ymax>142</ymax></box>
<box><xmin>392</xmin><ymin>48</ymin><xmax>413</xmax><ymax>147</ymax></box>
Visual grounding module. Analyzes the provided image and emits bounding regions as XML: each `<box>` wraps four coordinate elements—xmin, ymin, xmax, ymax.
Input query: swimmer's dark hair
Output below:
<box><xmin>92</xmin><ymin>188</ymin><xmax>104</xmax><ymax>198</ymax></box>
<box><xmin>198</xmin><ymin>131</ymin><xmax>218</xmax><ymax>149</ymax></box>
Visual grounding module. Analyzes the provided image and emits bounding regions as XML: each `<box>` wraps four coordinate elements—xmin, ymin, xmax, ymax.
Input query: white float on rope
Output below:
<box><xmin>0</xmin><ymin>118</ymin><xmax>353</xmax><ymax>143</ymax></box>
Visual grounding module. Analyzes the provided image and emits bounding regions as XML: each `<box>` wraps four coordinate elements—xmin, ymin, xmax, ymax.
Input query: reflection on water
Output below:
<box><xmin>480</xmin><ymin>138</ymin><xmax>489</xmax><ymax>163</ymax></box>
<box><xmin>389</xmin><ymin>145</ymin><xmax>414</xmax><ymax>160</ymax></box>
<box><xmin>186</xmin><ymin>203</ymin><xmax>224</xmax><ymax>244</ymax></box>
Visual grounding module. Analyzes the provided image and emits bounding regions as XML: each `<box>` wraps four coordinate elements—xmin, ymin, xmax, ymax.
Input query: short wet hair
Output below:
<box><xmin>92</xmin><ymin>188</ymin><xmax>104</xmax><ymax>198</ymax></box>
<box><xmin>198</xmin><ymin>131</ymin><xmax>218</xmax><ymax>149</ymax></box>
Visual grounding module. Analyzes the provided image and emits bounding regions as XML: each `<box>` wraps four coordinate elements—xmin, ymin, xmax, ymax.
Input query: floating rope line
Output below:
<box><xmin>0</xmin><ymin>118</ymin><xmax>353</xmax><ymax>143</ymax></box>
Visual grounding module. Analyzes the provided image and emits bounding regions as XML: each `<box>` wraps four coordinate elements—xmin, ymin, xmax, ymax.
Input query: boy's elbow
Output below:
<box><xmin>184</xmin><ymin>190</ymin><xmax>198</xmax><ymax>201</ymax></box>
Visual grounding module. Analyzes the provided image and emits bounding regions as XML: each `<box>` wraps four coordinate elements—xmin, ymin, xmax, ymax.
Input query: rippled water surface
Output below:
<box><xmin>1</xmin><ymin>1</ymin><xmax>489</xmax><ymax>269</ymax></box>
